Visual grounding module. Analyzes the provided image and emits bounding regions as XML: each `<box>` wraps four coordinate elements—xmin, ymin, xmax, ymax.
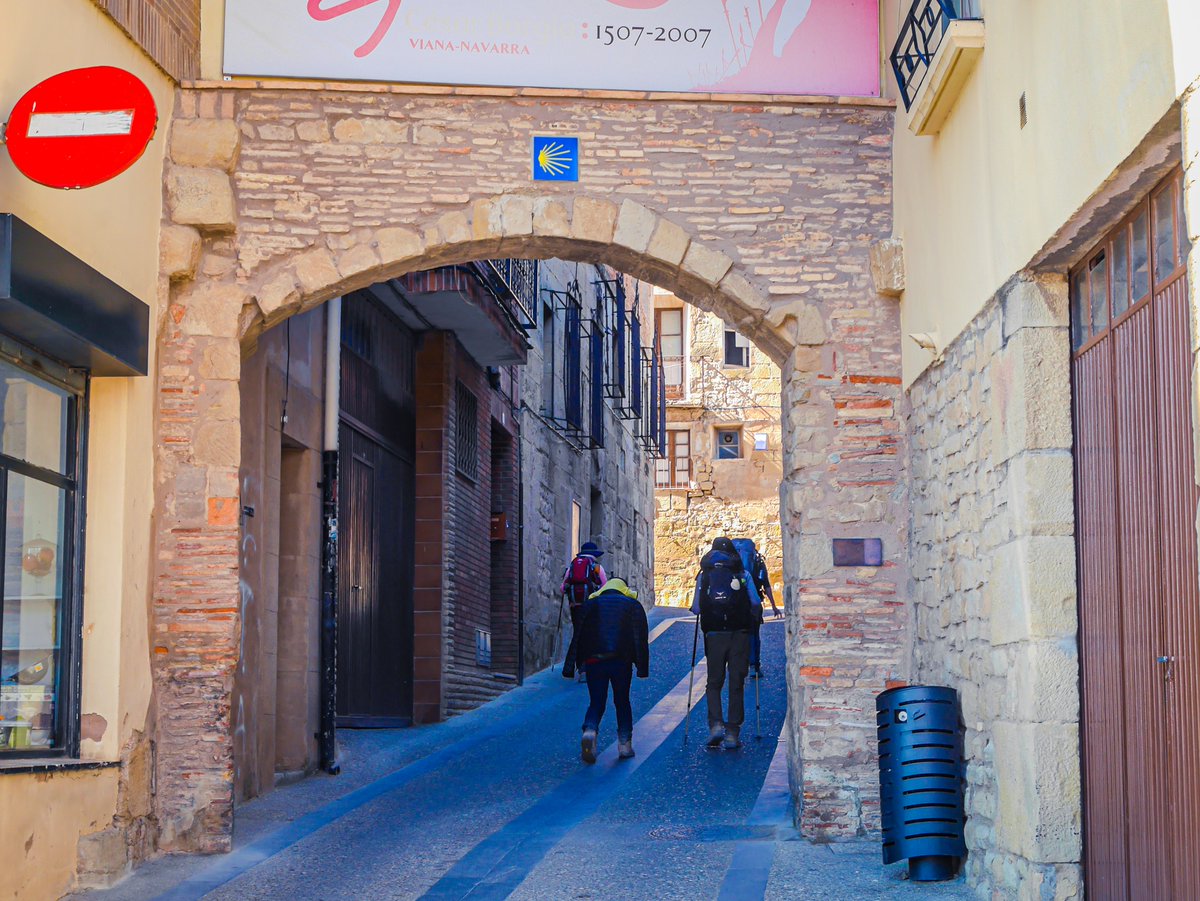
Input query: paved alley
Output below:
<box><xmin>76</xmin><ymin>611</ymin><xmax>969</xmax><ymax>901</ymax></box>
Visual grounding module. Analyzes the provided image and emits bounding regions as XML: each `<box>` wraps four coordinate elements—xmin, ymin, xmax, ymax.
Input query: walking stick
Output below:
<box><xmin>551</xmin><ymin>590</ymin><xmax>566</xmax><ymax>673</ymax></box>
<box><xmin>754</xmin><ymin>667</ymin><xmax>761</xmax><ymax>740</ymax></box>
<box><xmin>684</xmin><ymin>613</ymin><xmax>700</xmax><ymax>746</ymax></box>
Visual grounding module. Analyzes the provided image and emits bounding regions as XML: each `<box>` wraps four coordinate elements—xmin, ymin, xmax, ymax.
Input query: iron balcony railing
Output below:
<box><xmin>477</xmin><ymin>258</ymin><xmax>539</xmax><ymax>332</ymax></box>
<box><xmin>890</xmin><ymin>0</ymin><xmax>982</xmax><ymax>111</ymax></box>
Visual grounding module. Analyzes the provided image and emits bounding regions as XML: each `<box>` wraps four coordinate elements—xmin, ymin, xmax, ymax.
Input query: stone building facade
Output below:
<box><xmin>907</xmin><ymin>276</ymin><xmax>1079</xmax><ymax>897</ymax></box>
<box><xmin>652</xmin><ymin>289</ymin><xmax>783</xmax><ymax>609</ymax></box>
<box><xmin>520</xmin><ymin>261</ymin><xmax>657</xmax><ymax>670</ymax></box>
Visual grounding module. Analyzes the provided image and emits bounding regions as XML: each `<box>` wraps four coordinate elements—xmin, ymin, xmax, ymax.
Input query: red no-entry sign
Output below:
<box><xmin>3</xmin><ymin>66</ymin><xmax>158</xmax><ymax>190</ymax></box>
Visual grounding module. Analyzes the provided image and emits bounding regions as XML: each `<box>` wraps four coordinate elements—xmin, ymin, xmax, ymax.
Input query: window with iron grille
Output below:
<box><xmin>455</xmin><ymin>381</ymin><xmax>479</xmax><ymax>480</ymax></box>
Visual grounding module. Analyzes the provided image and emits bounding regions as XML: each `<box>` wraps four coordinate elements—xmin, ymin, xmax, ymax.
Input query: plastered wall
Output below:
<box><xmin>1</xmin><ymin>2</ymin><xmax>173</xmax><ymax>896</ymax></box>
<box><xmin>894</xmin><ymin>0</ymin><xmax>1198</xmax><ymax>384</ymax></box>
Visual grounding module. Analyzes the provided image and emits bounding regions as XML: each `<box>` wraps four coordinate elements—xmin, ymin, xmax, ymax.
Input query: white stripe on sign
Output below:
<box><xmin>28</xmin><ymin>110</ymin><xmax>135</xmax><ymax>138</ymax></box>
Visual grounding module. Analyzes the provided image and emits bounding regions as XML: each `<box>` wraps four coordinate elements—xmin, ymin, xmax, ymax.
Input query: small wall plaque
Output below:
<box><xmin>832</xmin><ymin>538</ymin><xmax>883</xmax><ymax>567</ymax></box>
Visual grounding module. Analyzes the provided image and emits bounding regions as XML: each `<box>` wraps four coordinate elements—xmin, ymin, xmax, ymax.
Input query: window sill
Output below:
<box><xmin>906</xmin><ymin>19</ymin><xmax>985</xmax><ymax>137</ymax></box>
<box><xmin>0</xmin><ymin>757</ymin><xmax>119</xmax><ymax>776</ymax></box>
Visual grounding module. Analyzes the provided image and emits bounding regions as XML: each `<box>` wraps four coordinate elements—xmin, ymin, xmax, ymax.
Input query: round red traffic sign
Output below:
<box><xmin>3</xmin><ymin>66</ymin><xmax>158</xmax><ymax>190</ymax></box>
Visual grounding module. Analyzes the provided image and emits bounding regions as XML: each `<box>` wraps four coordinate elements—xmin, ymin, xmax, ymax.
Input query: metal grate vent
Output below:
<box><xmin>455</xmin><ymin>381</ymin><xmax>479</xmax><ymax>480</ymax></box>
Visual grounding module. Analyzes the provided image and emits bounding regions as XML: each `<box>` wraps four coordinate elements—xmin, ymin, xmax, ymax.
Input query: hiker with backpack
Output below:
<box><xmin>732</xmin><ymin>538</ymin><xmax>779</xmax><ymax>678</ymax></box>
<box><xmin>574</xmin><ymin>577</ymin><xmax>649</xmax><ymax>763</ymax></box>
<box><xmin>561</xmin><ymin>541</ymin><xmax>607</xmax><ymax>681</ymax></box>
<box><xmin>691</xmin><ymin>536</ymin><xmax>755</xmax><ymax>750</ymax></box>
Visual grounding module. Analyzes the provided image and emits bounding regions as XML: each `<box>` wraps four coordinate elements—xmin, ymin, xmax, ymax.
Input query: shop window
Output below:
<box><xmin>715</xmin><ymin>427</ymin><xmax>741</xmax><ymax>460</ymax></box>
<box><xmin>455</xmin><ymin>381</ymin><xmax>478</xmax><ymax>481</ymax></box>
<box><xmin>0</xmin><ymin>354</ymin><xmax>84</xmax><ymax>757</ymax></box>
<box><xmin>724</xmin><ymin>330</ymin><xmax>751</xmax><ymax>368</ymax></box>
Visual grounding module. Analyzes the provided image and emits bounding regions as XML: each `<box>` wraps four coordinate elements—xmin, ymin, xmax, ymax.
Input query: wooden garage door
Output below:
<box><xmin>1073</xmin><ymin>168</ymin><xmax>1200</xmax><ymax>900</ymax></box>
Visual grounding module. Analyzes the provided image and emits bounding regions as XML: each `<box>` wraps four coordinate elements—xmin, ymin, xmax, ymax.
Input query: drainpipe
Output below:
<box><xmin>324</xmin><ymin>297</ymin><xmax>342</xmax><ymax>452</ymax></box>
<box><xmin>318</xmin><ymin>297</ymin><xmax>342</xmax><ymax>774</ymax></box>
<box><xmin>516</xmin><ymin>411</ymin><xmax>525</xmax><ymax>684</ymax></box>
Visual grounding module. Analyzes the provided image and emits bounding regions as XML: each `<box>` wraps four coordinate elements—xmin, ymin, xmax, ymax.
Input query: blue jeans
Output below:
<box><xmin>583</xmin><ymin>658</ymin><xmax>633</xmax><ymax>741</ymax></box>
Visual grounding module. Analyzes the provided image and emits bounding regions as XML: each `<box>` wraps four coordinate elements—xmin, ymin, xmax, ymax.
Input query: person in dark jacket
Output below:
<box><xmin>733</xmin><ymin>538</ymin><xmax>779</xmax><ymax>678</ymax></box>
<box><xmin>575</xmin><ymin>578</ymin><xmax>649</xmax><ymax>763</ymax></box>
<box><xmin>692</xmin><ymin>537</ymin><xmax>754</xmax><ymax>750</ymax></box>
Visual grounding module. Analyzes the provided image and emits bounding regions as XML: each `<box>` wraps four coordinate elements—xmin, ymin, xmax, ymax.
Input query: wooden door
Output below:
<box><xmin>336</xmin><ymin>426</ymin><xmax>414</xmax><ymax>725</ymax></box>
<box><xmin>1073</xmin><ymin>169</ymin><xmax>1200</xmax><ymax>899</ymax></box>
<box><xmin>336</xmin><ymin>294</ymin><xmax>417</xmax><ymax>727</ymax></box>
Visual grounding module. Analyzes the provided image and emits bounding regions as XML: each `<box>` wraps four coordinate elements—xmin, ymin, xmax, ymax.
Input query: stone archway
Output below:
<box><xmin>153</xmin><ymin>84</ymin><xmax>905</xmax><ymax>851</ymax></box>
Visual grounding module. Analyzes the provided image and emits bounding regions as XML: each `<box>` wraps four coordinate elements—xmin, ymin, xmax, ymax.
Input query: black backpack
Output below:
<box><xmin>700</xmin><ymin>564</ymin><xmax>752</xmax><ymax>632</ymax></box>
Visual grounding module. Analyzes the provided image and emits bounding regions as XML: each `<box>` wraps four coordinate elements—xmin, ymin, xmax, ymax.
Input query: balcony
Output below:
<box><xmin>477</xmin><ymin>259</ymin><xmax>539</xmax><ymax>332</ymax></box>
<box><xmin>891</xmin><ymin>0</ymin><xmax>984</xmax><ymax>136</ymax></box>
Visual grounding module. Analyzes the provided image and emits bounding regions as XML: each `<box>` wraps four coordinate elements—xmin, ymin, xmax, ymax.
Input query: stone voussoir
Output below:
<box><xmin>170</xmin><ymin>118</ymin><xmax>242</xmax><ymax>172</ymax></box>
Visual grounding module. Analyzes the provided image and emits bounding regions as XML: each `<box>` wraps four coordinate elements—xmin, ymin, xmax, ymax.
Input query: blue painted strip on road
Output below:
<box><xmin>419</xmin><ymin>659</ymin><xmax>710</xmax><ymax>900</ymax></box>
<box><xmin>716</xmin><ymin>707</ymin><xmax>793</xmax><ymax>900</ymax></box>
<box><xmin>746</xmin><ymin>735</ymin><xmax>791</xmax><ymax>827</ymax></box>
<box><xmin>149</xmin><ymin>609</ymin><xmax>685</xmax><ymax>901</ymax></box>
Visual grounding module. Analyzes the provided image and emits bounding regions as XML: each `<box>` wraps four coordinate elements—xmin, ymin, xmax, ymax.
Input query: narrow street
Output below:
<box><xmin>78</xmin><ymin>611</ymin><xmax>968</xmax><ymax>901</ymax></box>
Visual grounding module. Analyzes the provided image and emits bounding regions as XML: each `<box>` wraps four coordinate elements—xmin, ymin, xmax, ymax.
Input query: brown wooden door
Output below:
<box><xmin>1073</xmin><ymin>169</ymin><xmax>1200</xmax><ymax>900</ymax></box>
<box><xmin>336</xmin><ymin>425</ymin><xmax>415</xmax><ymax>725</ymax></box>
<box><xmin>336</xmin><ymin>294</ymin><xmax>417</xmax><ymax>727</ymax></box>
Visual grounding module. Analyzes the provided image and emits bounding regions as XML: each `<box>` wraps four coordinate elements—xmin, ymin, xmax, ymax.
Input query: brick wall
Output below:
<box><xmin>91</xmin><ymin>0</ymin><xmax>199</xmax><ymax>80</ymax></box>
<box><xmin>155</xmin><ymin>83</ymin><xmax>902</xmax><ymax>850</ymax></box>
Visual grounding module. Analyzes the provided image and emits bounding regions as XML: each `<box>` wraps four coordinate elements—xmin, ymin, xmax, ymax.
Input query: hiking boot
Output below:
<box><xmin>706</xmin><ymin>723</ymin><xmax>726</xmax><ymax>748</ymax></box>
<box><xmin>618</xmin><ymin>737</ymin><xmax>635</xmax><ymax>759</ymax></box>
<box><xmin>581</xmin><ymin>727</ymin><xmax>598</xmax><ymax>764</ymax></box>
<box><xmin>722</xmin><ymin>726</ymin><xmax>742</xmax><ymax>750</ymax></box>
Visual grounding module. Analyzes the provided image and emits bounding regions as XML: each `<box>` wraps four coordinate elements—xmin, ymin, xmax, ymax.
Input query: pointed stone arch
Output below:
<box><xmin>153</xmin><ymin>85</ymin><xmax>905</xmax><ymax>853</ymax></box>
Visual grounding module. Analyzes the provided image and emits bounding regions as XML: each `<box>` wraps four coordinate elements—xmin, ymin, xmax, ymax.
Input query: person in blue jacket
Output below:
<box><xmin>732</xmin><ymin>538</ymin><xmax>779</xmax><ymax>677</ymax></box>
<box><xmin>575</xmin><ymin>578</ymin><xmax>649</xmax><ymax>763</ymax></box>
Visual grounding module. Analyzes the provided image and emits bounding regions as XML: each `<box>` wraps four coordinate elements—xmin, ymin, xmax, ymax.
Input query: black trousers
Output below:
<box><xmin>704</xmin><ymin>630</ymin><xmax>751</xmax><ymax>727</ymax></box>
<box><xmin>564</xmin><ymin>604</ymin><xmax>584</xmax><ymax>673</ymax></box>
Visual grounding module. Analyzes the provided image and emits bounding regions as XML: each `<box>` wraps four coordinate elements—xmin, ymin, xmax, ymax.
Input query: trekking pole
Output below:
<box><xmin>684</xmin><ymin>613</ymin><xmax>700</xmax><ymax>746</ymax></box>
<box><xmin>754</xmin><ymin>668</ymin><xmax>762</xmax><ymax>740</ymax></box>
<box><xmin>551</xmin><ymin>591</ymin><xmax>566</xmax><ymax>673</ymax></box>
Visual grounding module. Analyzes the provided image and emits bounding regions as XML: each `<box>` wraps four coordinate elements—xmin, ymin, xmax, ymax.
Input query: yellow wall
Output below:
<box><xmin>894</xmin><ymin>0</ymin><xmax>1196</xmax><ymax>384</ymax></box>
<box><xmin>0</xmin><ymin>1</ymin><xmax>173</xmax><ymax>895</ymax></box>
<box><xmin>0</xmin><ymin>768</ymin><xmax>120</xmax><ymax>901</ymax></box>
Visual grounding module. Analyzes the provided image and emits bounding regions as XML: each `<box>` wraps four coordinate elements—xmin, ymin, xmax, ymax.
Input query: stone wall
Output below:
<box><xmin>906</xmin><ymin>274</ymin><xmax>1082</xmax><ymax>899</ymax></box>
<box><xmin>153</xmin><ymin>82</ymin><xmax>903</xmax><ymax>850</ymax></box>
<box><xmin>520</xmin><ymin>260</ymin><xmax>656</xmax><ymax>674</ymax></box>
<box><xmin>654</xmin><ymin>295</ymin><xmax>783</xmax><ymax>609</ymax></box>
<box><xmin>237</xmin><ymin>307</ymin><xmax>326</xmax><ymax>800</ymax></box>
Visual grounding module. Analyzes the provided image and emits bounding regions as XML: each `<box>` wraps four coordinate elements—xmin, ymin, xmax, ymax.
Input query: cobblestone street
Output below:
<box><xmin>75</xmin><ymin>611</ymin><xmax>969</xmax><ymax>901</ymax></box>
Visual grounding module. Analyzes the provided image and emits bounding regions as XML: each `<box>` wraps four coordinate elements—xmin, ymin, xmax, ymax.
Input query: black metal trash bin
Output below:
<box><xmin>876</xmin><ymin>685</ymin><xmax>966</xmax><ymax>882</ymax></box>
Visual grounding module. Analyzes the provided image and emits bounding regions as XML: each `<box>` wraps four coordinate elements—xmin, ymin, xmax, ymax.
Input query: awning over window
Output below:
<box><xmin>0</xmin><ymin>214</ymin><xmax>148</xmax><ymax>376</ymax></box>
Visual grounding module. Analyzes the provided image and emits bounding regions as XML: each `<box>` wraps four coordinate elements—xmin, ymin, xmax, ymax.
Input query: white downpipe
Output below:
<box><xmin>324</xmin><ymin>297</ymin><xmax>342</xmax><ymax>451</ymax></box>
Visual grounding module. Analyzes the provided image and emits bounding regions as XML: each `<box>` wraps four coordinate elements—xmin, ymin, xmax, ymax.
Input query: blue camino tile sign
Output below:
<box><xmin>532</xmin><ymin>136</ymin><xmax>579</xmax><ymax>182</ymax></box>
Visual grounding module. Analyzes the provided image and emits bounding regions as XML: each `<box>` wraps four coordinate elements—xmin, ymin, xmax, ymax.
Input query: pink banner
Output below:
<box><xmin>227</xmin><ymin>0</ymin><xmax>881</xmax><ymax>97</ymax></box>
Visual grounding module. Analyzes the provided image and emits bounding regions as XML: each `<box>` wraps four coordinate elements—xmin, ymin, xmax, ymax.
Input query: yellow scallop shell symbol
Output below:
<box><xmin>536</xmin><ymin>141</ymin><xmax>573</xmax><ymax>176</ymax></box>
